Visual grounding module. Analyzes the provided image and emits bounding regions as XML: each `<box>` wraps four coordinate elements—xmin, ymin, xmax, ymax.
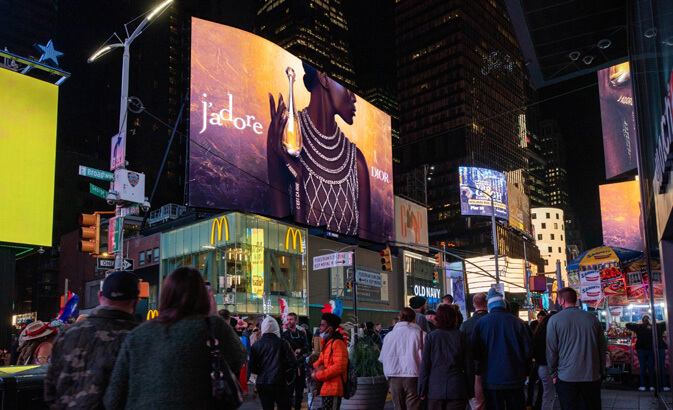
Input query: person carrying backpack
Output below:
<box><xmin>312</xmin><ymin>313</ymin><xmax>348</xmax><ymax>410</ymax></box>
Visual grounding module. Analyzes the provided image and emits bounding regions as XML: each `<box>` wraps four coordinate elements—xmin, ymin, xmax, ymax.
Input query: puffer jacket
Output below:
<box><xmin>313</xmin><ymin>334</ymin><xmax>348</xmax><ymax>397</ymax></box>
<box><xmin>250</xmin><ymin>333</ymin><xmax>298</xmax><ymax>385</ymax></box>
<box><xmin>379</xmin><ymin>321</ymin><xmax>425</xmax><ymax>378</ymax></box>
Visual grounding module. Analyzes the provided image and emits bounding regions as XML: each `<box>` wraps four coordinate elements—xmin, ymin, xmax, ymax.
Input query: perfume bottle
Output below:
<box><xmin>609</xmin><ymin>62</ymin><xmax>630</xmax><ymax>87</ymax></box>
<box><xmin>282</xmin><ymin>67</ymin><xmax>302</xmax><ymax>157</ymax></box>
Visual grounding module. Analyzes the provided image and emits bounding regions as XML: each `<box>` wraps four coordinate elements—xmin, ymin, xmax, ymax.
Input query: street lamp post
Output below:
<box><xmin>88</xmin><ymin>0</ymin><xmax>173</xmax><ymax>270</ymax></box>
<box><xmin>466</xmin><ymin>186</ymin><xmax>499</xmax><ymax>283</ymax></box>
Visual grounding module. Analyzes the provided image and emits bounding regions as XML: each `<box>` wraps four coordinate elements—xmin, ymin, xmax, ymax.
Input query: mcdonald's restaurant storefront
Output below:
<box><xmin>160</xmin><ymin>212</ymin><xmax>308</xmax><ymax>319</ymax></box>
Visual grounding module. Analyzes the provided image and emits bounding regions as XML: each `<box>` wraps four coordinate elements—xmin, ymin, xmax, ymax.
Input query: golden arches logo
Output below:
<box><xmin>146</xmin><ymin>309</ymin><xmax>159</xmax><ymax>320</ymax></box>
<box><xmin>285</xmin><ymin>228</ymin><xmax>303</xmax><ymax>252</ymax></box>
<box><xmin>211</xmin><ymin>217</ymin><xmax>230</xmax><ymax>244</ymax></box>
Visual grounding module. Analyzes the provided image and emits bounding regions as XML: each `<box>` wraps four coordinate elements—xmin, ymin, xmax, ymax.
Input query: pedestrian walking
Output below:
<box><xmin>410</xmin><ymin>296</ymin><xmax>431</xmax><ymax>333</ymax></box>
<box><xmin>532</xmin><ymin>312</ymin><xmax>556</xmax><ymax>410</ymax></box>
<box><xmin>626</xmin><ymin>315</ymin><xmax>669</xmax><ymax>391</ymax></box>
<box><xmin>379</xmin><ymin>307</ymin><xmax>426</xmax><ymax>410</ymax></box>
<box><xmin>312</xmin><ymin>313</ymin><xmax>348</xmax><ymax>410</ymax></box>
<box><xmin>15</xmin><ymin>320</ymin><xmax>56</xmax><ymax>365</ymax></box>
<box><xmin>459</xmin><ymin>292</ymin><xmax>488</xmax><ymax>410</ymax></box>
<box><xmin>360</xmin><ymin>321</ymin><xmax>383</xmax><ymax>349</ymax></box>
<box><xmin>425</xmin><ymin>310</ymin><xmax>437</xmax><ymax>332</ymax></box>
<box><xmin>471</xmin><ymin>288</ymin><xmax>532</xmax><ymax>410</ymax></box>
<box><xmin>103</xmin><ymin>267</ymin><xmax>247</xmax><ymax>410</ymax></box>
<box><xmin>418</xmin><ymin>304</ymin><xmax>474</xmax><ymax>410</ymax></box>
<box><xmin>546</xmin><ymin>287</ymin><xmax>607</xmax><ymax>410</ymax></box>
<box><xmin>44</xmin><ymin>270</ymin><xmax>141</xmax><ymax>409</ymax></box>
<box><xmin>235</xmin><ymin>319</ymin><xmax>252</xmax><ymax>394</ymax></box>
<box><xmin>282</xmin><ymin>312</ymin><xmax>311</xmax><ymax>410</ymax></box>
<box><xmin>250</xmin><ymin>316</ymin><xmax>299</xmax><ymax>410</ymax></box>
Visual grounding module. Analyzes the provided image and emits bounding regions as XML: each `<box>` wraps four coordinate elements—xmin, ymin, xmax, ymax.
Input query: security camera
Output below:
<box><xmin>106</xmin><ymin>191</ymin><xmax>117</xmax><ymax>206</ymax></box>
<box><xmin>141</xmin><ymin>200</ymin><xmax>151</xmax><ymax>212</ymax></box>
<box><xmin>37</xmin><ymin>247</ymin><xmax>45</xmax><ymax>255</ymax></box>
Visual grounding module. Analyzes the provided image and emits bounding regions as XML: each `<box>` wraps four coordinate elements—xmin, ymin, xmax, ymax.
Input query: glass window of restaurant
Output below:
<box><xmin>161</xmin><ymin>212</ymin><xmax>308</xmax><ymax>316</ymax></box>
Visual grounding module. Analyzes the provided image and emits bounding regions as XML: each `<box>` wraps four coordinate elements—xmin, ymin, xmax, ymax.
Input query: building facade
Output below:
<box><xmin>531</xmin><ymin>207</ymin><xmax>568</xmax><ymax>277</ymax></box>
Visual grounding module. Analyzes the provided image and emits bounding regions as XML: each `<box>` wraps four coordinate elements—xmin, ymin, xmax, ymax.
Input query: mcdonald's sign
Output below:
<box><xmin>285</xmin><ymin>227</ymin><xmax>303</xmax><ymax>252</ymax></box>
<box><xmin>146</xmin><ymin>309</ymin><xmax>159</xmax><ymax>320</ymax></box>
<box><xmin>211</xmin><ymin>216</ymin><xmax>230</xmax><ymax>244</ymax></box>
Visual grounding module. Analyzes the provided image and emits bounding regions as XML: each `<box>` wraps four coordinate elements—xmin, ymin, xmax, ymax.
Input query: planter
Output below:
<box><xmin>341</xmin><ymin>375</ymin><xmax>389</xmax><ymax>410</ymax></box>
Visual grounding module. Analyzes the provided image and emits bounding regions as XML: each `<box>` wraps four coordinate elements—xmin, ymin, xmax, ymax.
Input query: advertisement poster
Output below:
<box><xmin>507</xmin><ymin>181</ymin><xmax>531</xmax><ymax>235</ymax></box>
<box><xmin>598</xmin><ymin>62</ymin><xmax>638</xmax><ymax>179</ymax></box>
<box><xmin>394</xmin><ymin>196</ymin><xmax>428</xmax><ymax>250</ymax></box>
<box><xmin>250</xmin><ymin>228</ymin><xmax>265</xmax><ymax>299</ymax></box>
<box><xmin>580</xmin><ymin>269</ymin><xmax>602</xmax><ymax>301</ymax></box>
<box><xmin>599</xmin><ymin>180</ymin><xmax>644</xmax><ymax>251</ymax></box>
<box><xmin>189</xmin><ymin>18</ymin><xmax>394</xmax><ymax>242</ymax></box>
<box><xmin>458</xmin><ymin>167</ymin><xmax>508</xmax><ymax>219</ymax></box>
<box><xmin>600</xmin><ymin>266</ymin><xmax>626</xmax><ymax>296</ymax></box>
<box><xmin>452</xmin><ymin>275</ymin><xmax>466</xmax><ymax>319</ymax></box>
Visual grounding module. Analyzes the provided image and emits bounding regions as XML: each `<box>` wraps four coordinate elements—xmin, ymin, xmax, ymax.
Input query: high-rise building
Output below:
<box><xmin>539</xmin><ymin>119</ymin><xmax>570</xmax><ymax>208</ymax></box>
<box><xmin>531</xmin><ymin>207</ymin><xmax>568</xmax><ymax>275</ymax></box>
<box><xmin>256</xmin><ymin>0</ymin><xmax>357</xmax><ymax>91</ymax></box>
<box><xmin>395</xmin><ymin>0</ymin><xmax>542</xmax><ymax>271</ymax></box>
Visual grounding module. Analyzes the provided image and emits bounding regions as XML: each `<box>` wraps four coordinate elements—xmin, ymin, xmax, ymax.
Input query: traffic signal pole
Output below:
<box><xmin>352</xmin><ymin>251</ymin><xmax>357</xmax><ymax>330</ymax></box>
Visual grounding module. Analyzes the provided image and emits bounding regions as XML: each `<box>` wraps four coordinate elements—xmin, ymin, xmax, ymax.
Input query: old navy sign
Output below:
<box><xmin>413</xmin><ymin>285</ymin><xmax>441</xmax><ymax>299</ymax></box>
<box><xmin>654</xmin><ymin>69</ymin><xmax>673</xmax><ymax>194</ymax></box>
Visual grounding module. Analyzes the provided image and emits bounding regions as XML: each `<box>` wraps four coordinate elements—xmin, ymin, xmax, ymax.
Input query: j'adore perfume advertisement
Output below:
<box><xmin>188</xmin><ymin>18</ymin><xmax>394</xmax><ymax>242</ymax></box>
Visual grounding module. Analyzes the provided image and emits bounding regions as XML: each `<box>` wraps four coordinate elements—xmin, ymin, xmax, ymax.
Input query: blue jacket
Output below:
<box><xmin>471</xmin><ymin>306</ymin><xmax>532</xmax><ymax>389</ymax></box>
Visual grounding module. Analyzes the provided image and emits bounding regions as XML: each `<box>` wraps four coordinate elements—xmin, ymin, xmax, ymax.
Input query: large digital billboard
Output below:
<box><xmin>189</xmin><ymin>18</ymin><xmax>394</xmax><ymax>242</ymax></box>
<box><xmin>600</xmin><ymin>180</ymin><xmax>644</xmax><ymax>251</ymax></box>
<box><xmin>394</xmin><ymin>196</ymin><xmax>428</xmax><ymax>251</ymax></box>
<box><xmin>0</xmin><ymin>68</ymin><xmax>58</xmax><ymax>247</ymax></box>
<box><xmin>458</xmin><ymin>167</ymin><xmax>508</xmax><ymax>219</ymax></box>
<box><xmin>507</xmin><ymin>181</ymin><xmax>531</xmax><ymax>235</ymax></box>
<box><xmin>598</xmin><ymin>62</ymin><xmax>638</xmax><ymax>179</ymax></box>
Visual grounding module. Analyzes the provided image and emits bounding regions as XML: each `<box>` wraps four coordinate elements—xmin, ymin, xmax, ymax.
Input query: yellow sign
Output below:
<box><xmin>147</xmin><ymin>309</ymin><xmax>159</xmax><ymax>320</ymax></box>
<box><xmin>210</xmin><ymin>216</ymin><xmax>230</xmax><ymax>244</ymax></box>
<box><xmin>250</xmin><ymin>228</ymin><xmax>265</xmax><ymax>299</ymax></box>
<box><xmin>285</xmin><ymin>227</ymin><xmax>303</xmax><ymax>252</ymax></box>
<box><xmin>0</xmin><ymin>68</ymin><xmax>58</xmax><ymax>246</ymax></box>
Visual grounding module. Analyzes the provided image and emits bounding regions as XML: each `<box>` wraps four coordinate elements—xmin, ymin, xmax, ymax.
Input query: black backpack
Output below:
<box><xmin>341</xmin><ymin>358</ymin><xmax>358</xmax><ymax>399</ymax></box>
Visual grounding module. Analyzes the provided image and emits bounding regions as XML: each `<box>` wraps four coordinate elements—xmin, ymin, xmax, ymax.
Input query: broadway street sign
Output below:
<box><xmin>79</xmin><ymin>165</ymin><xmax>114</xmax><ymax>181</ymax></box>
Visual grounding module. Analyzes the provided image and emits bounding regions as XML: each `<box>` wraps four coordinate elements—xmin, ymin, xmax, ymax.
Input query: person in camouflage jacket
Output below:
<box><xmin>44</xmin><ymin>271</ymin><xmax>140</xmax><ymax>410</ymax></box>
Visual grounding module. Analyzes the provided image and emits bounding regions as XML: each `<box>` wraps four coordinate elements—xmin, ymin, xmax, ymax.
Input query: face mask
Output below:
<box><xmin>320</xmin><ymin>331</ymin><xmax>330</xmax><ymax>339</ymax></box>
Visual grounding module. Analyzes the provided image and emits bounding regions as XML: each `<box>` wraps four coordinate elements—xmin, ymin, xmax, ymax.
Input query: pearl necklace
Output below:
<box><xmin>300</xmin><ymin>110</ymin><xmax>342</xmax><ymax>150</ymax></box>
<box><xmin>300</xmin><ymin>115</ymin><xmax>347</xmax><ymax>162</ymax></box>
<box><xmin>302</xmin><ymin>109</ymin><xmax>339</xmax><ymax>140</ymax></box>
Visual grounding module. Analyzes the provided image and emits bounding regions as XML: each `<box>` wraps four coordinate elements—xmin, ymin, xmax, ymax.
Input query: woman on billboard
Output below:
<box><xmin>267</xmin><ymin>62</ymin><xmax>370</xmax><ymax>237</ymax></box>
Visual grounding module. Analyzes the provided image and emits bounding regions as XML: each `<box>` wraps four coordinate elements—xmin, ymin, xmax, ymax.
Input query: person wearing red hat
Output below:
<box><xmin>16</xmin><ymin>320</ymin><xmax>55</xmax><ymax>365</ymax></box>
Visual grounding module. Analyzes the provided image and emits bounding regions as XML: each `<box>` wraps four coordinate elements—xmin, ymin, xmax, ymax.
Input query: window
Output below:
<box><xmin>544</xmin><ymin>260</ymin><xmax>549</xmax><ymax>265</ymax></box>
<box><xmin>548</xmin><ymin>246</ymin><xmax>552</xmax><ymax>253</ymax></box>
<box><xmin>556</xmin><ymin>213</ymin><xmax>560</xmax><ymax>219</ymax></box>
<box><xmin>532</xmin><ymin>213</ymin><xmax>537</xmax><ymax>219</ymax></box>
<box><xmin>551</xmin><ymin>234</ymin><xmax>555</xmax><ymax>240</ymax></box>
<box><xmin>541</xmin><ymin>223</ymin><xmax>546</xmax><ymax>229</ymax></box>
<box><xmin>558</xmin><ymin>247</ymin><xmax>562</xmax><ymax>253</ymax></box>
<box><xmin>546</xmin><ymin>212</ymin><xmax>550</xmax><ymax>219</ymax></box>
<box><xmin>153</xmin><ymin>248</ymin><xmax>159</xmax><ymax>261</ymax></box>
<box><xmin>554</xmin><ymin>223</ymin><xmax>558</xmax><ymax>229</ymax></box>
<box><xmin>537</xmin><ymin>234</ymin><xmax>542</xmax><ymax>240</ymax></box>
<box><xmin>146</xmin><ymin>250</ymin><xmax>152</xmax><ymax>263</ymax></box>
<box><xmin>139</xmin><ymin>252</ymin><xmax>145</xmax><ymax>266</ymax></box>
<box><xmin>561</xmin><ymin>235</ymin><xmax>563</xmax><ymax>241</ymax></box>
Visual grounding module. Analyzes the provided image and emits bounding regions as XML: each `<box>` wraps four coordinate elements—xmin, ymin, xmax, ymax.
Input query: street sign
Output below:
<box><xmin>356</xmin><ymin>270</ymin><xmax>382</xmax><ymax>288</ymax></box>
<box><xmin>79</xmin><ymin>165</ymin><xmax>113</xmax><ymax>181</ymax></box>
<box><xmin>89</xmin><ymin>183</ymin><xmax>109</xmax><ymax>199</ymax></box>
<box><xmin>97</xmin><ymin>256</ymin><xmax>115</xmax><ymax>270</ymax></box>
<box><xmin>122</xmin><ymin>258</ymin><xmax>134</xmax><ymax>271</ymax></box>
<box><xmin>110</xmin><ymin>131</ymin><xmax>126</xmax><ymax>171</ymax></box>
<box><xmin>108</xmin><ymin>216</ymin><xmax>121</xmax><ymax>253</ymax></box>
<box><xmin>313</xmin><ymin>252</ymin><xmax>353</xmax><ymax>271</ymax></box>
<box><xmin>522</xmin><ymin>304</ymin><xmax>535</xmax><ymax>310</ymax></box>
<box><xmin>120</xmin><ymin>204</ymin><xmax>140</xmax><ymax>217</ymax></box>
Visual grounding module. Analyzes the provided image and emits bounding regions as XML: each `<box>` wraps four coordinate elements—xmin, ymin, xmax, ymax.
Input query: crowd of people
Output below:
<box><xmin>0</xmin><ymin>266</ymin><xmax>665</xmax><ymax>409</ymax></box>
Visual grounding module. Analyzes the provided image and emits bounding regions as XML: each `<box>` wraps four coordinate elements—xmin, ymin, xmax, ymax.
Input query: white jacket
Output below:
<box><xmin>378</xmin><ymin>321</ymin><xmax>425</xmax><ymax>378</ymax></box>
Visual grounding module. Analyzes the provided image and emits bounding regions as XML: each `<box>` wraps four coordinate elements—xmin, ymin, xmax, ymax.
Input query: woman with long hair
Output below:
<box><xmin>533</xmin><ymin>311</ymin><xmax>556</xmax><ymax>409</ymax></box>
<box><xmin>418</xmin><ymin>304</ymin><xmax>474</xmax><ymax>410</ymax></box>
<box><xmin>104</xmin><ymin>267</ymin><xmax>247</xmax><ymax>409</ymax></box>
<box><xmin>626</xmin><ymin>315</ymin><xmax>670</xmax><ymax>392</ymax></box>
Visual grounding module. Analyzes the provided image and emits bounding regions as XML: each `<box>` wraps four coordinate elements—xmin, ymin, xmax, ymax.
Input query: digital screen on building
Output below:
<box><xmin>599</xmin><ymin>180</ymin><xmax>644</xmax><ymax>251</ymax></box>
<box><xmin>507</xmin><ymin>181</ymin><xmax>531</xmax><ymax>235</ymax></box>
<box><xmin>598</xmin><ymin>62</ymin><xmax>638</xmax><ymax>179</ymax></box>
<box><xmin>0</xmin><ymin>68</ymin><xmax>58</xmax><ymax>247</ymax></box>
<box><xmin>458</xmin><ymin>167</ymin><xmax>508</xmax><ymax>219</ymax></box>
<box><xmin>394</xmin><ymin>196</ymin><xmax>428</xmax><ymax>250</ymax></box>
<box><xmin>188</xmin><ymin>18</ymin><xmax>394</xmax><ymax>242</ymax></box>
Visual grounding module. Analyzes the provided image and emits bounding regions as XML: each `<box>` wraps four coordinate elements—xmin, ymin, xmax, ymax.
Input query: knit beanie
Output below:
<box><xmin>487</xmin><ymin>288</ymin><xmax>506</xmax><ymax>311</ymax></box>
<box><xmin>261</xmin><ymin>316</ymin><xmax>280</xmax><ymax>337</ymax></box>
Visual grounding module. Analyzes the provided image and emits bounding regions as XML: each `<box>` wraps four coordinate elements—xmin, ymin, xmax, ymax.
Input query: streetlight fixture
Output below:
<box><xmin>88</xmin><ymin>0</ymin><xmax>173</xmax><ymax>270</ymax></box>
<box><xmin>465</xmin><ymin>185</ymin><xmax>500</xmax><ymax>283</ymax></box>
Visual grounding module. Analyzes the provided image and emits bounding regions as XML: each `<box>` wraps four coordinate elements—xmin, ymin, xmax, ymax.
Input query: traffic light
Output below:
<box><xmin>78</xmin><ymin>213</ymin><xmax>100</xmax><ymax>254</ymax></box>
<box><xmin>346</xmin><ymin>281</ymin><xmax>353</xmax><ymax>293</ymax></box>
<box><xmin>434</xmin><ymin>252</ymin><xmax>443</xmax><ymax>267</ymax></box>
<box><xmin>433</xmin><ymin>271</ymin><xmax>439</xmax><ymax>284</ymax></box>
<box><xmin>380</xmin><ymin>247</ymin><xmax>392</xmax><ymax>271</ymax></box>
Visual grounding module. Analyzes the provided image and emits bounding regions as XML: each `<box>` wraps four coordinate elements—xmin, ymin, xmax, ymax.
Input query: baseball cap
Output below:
<box><xmin>101</xmin><ymin>270</ymin><xmax>140</xmax><ymax>300</ymax></box>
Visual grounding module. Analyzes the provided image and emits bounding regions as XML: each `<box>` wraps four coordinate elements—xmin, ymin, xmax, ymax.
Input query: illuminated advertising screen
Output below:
<box><xmin>394</xmin><ymin>196</ymin><xmax>428</xmax><ymax>251</ymax></box>
<box><xmin>458</xmin><ymin>167</ymin><xmax>508</xmax><ymax>219</ymax></box>
<box><xmin>507</xmin><ymin>181</ymin><xmax>531</xmax><ymax>235</ymax></box>
<box><xmin>599</xmin><ymin>180</ymin><xmax>644</xmax><ymax>251</ymax></box>
<box><xmin>0</xmin><ymin>68</ymin><xmax>58</xmax><ymax>247</ymax></box>
<box><xmin>189</xmin><ymin>18</ymin><xmax>394</xmax><ymax>242</ymax></box>
<box><xmin>598</xmin><ymin>62</ymin><xmax>638</xmax><ymax>179</ymax></box>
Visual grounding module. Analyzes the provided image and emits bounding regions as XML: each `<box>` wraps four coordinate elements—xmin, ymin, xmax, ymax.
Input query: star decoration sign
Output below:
<box><xmin>34</xmin><ymin>40</ymin><xmax>64</xmax><ymax>68</ymax></box>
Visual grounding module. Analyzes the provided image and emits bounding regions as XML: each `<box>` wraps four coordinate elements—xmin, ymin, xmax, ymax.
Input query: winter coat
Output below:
<box><xmin>379</xmin><ymin>321</ymin><xmax>425</xmax><ymax>378</ymax></box>
<box><xmin>44</xmin><ymin>307</ymin><xmax>139</xmax><ymax>410</ymax></box>
<box><xmin>471</xmin><ymin>306</ymin><xmax>532</xmax><ymax>389</ymax></box>
<box><xmin>103</xmin><ymin>315</ymin><xmax>247</xmax><ymax>410</ymax></box>
<box><xmin>313</xmin><ymin>334</ymin><xmax>348</xmax><ymax>397</ymax></box>
<box><xmin>250</xmin><ymin>333</ymin><xmax>298</xmax><ymax>385</ymax></box>
<box><xmin>625</xmin><ymin>322</ymin><xmax>667</xmax><ymax>351</ymax></box>
<box><xmin>418</xmin><ymin>329</ymin><xmax>474</xmax><ymax>400</ymax></box>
